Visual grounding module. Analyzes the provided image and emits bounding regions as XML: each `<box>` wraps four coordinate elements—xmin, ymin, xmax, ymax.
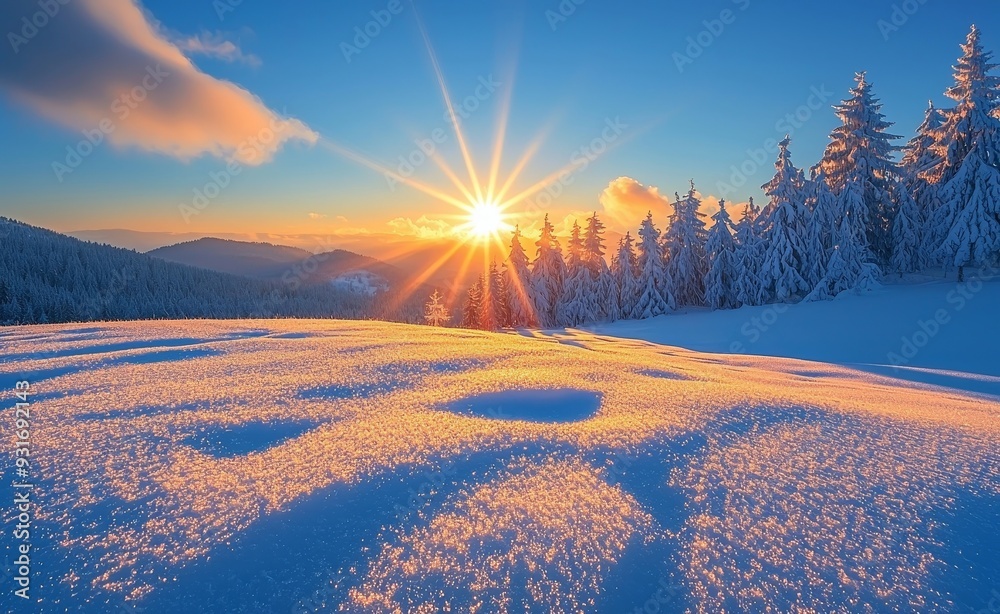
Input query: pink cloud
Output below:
<box><xmin>598</xmin><ymin>177</ymin><xmax>672</xmax><ymax>230</ymax></box>
<box><xmin>0</xmin><ymin>0</ymin><xmax>315</xmax><ymax>165</ymax></box>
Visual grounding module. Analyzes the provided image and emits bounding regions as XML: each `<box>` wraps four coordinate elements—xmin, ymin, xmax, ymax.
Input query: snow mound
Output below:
<box><xmin>442</xmin><ymin>389</ymin><xmax>603</xmax><ymax>422</ymax></box>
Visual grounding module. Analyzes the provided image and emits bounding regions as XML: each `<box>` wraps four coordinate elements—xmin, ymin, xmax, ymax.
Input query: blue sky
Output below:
<box><xmin>0</xmin><ymin>0</ymin><xmax>997</xmax><ymax>239</ymax></box>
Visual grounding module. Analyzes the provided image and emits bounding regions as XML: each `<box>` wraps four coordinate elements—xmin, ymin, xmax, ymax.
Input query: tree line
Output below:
<box><xmin>450</xmin><ymin>25</ymin><xmax>1000</xmax><ymax>331</ymax></box>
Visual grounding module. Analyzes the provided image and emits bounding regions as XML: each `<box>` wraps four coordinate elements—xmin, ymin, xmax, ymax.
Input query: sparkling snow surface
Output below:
<box><xmin>1</xmin><ymin>320</ymin><xmax>998</xmax><ymax>613</ymax></box>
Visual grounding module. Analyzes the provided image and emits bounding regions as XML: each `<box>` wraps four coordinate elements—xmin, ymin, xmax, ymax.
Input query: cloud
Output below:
<box><xmin>174</xmin><ymin>31</ymin><xmax>262</xmax><ymax>67</ymax></box>
<box><xmin>386</xmin><ymin>216</ymin><xmax>456</xmax><ymax>239</ymax></box>
<box><xmin>598</xmin><ymin>177</ymin><xmax>672</xmax><ymax>230</ymax></box>
<box><xmin>599</xmin><ymin>177</ymin><xmax>736</xmax><ymax>229</ymax></box>
<box><xmin>0</xmin><ymin>0</ymin><xmax>316</xmax><ymax>165</ymax></box>
<box><xmin>307</xmin><ymin>212</ymin><xmax>327</xmax><ymax>220</ymax></box>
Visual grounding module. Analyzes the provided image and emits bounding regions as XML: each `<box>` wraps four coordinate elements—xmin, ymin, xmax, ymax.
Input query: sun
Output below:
<box><xmin>465</xmin><ymin>199</ymin><xmax>511</xmax><ymax>240</ymax></box>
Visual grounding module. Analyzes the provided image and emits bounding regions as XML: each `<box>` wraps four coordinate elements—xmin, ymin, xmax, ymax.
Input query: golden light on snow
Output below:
<box><xmin>1</xmin><ymin>320</ymin><xmax>998</xmax><ymax>610</ymax></box>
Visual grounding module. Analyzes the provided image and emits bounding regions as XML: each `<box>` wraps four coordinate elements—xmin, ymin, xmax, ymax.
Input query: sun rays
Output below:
<box><xmin>315</xmin><ymin>6</ymin><xmax>576</xmax><ymax>317</ymax></box>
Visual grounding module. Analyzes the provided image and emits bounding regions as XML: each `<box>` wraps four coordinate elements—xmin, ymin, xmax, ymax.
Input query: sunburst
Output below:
<box><xmin>316</xmin><ymin>5</ymin><xmax>615</xmax><ymax>317</ymax></box>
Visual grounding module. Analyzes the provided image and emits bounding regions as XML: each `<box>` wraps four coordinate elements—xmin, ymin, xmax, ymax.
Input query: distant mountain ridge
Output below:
<box><xmin>147</xmin><ymin>238</ymin><xmax>315</xmax><ymax>278</ymax></box>
<box><xmin>0</xmin><ymin>218</ymin><xmax>425</xmax><ymax>326</ymax></box>
<box><xmin>145</xmin><ymin>237</ymin><xmax>410</xmax><ymax>293</ymax></box>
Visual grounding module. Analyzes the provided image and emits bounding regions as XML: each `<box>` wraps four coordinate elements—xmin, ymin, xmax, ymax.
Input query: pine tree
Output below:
<box><xmin>704</xmin><ymin>198</ymin><xmax>739</xmax><ymax>310</ymax></box>
<box><xmin>733</xmin><ymin>201</ymin><xmax>766</xmax><ymax>307</ymax></box>
<box><xmin>484</xmin><ymin>261</ymin><xmax>511</xmax><ymax>329</ymax></box>
<box><xmin>759</xmin><ymin>137</ymin><xmax>812</xmax><ymax>302</ymax></box>
<box><xmin>816</xmin><ymin>73</ymin><xmax>902</xmax><ymax>266</ymax></box>
<box><xmin>611</xmin><ymin>233</ymin><xmax>640</xmax><ymax>320</ymax></box>
<box><xmin>462</xmin><ymin>276</ymin><xmax>484</xmax><ymax>329</ymax></box>
<box><xmin>558</xmin><ymin>221</ymin><xmax>598</xmax><ymax>326</ymax></box>
<box><xmin>663</xmin><ymin>181</ymin><xmax>708</xmax><ymax>306</ymax></box>
<box><xmin>584</xmin><ymin>213</ymin><xmax>615</xmax><ymax>321</ymax></box>
<box><xmin>424</xmin><ymin>290</ymin><xmax>450</xmax><ymax>326</ymax></box>
<box><xmin>633</xmin><ymin>212</ymin><xmax>675</xmax><ymax>318</ymax></box>
<box><xmin>807</xmin><ymin>182</ymin><xmax>882</xmax><ymax>300</ymax></box>
<box><xmin>902</xmin><ymin>101</ymin><xmax>947</xmax><ymax>180</ymax></box>
<box><xmin>807</xmin><ymin>173</ymin><xmax>839</xmax><ymax>256</ymax></box>
<box><xmin>930</xmin><ymin>25</ymin><xmax>1000</xmax><ymax>279</ymax></box>
<box><xmin>902</xmin><ymin>102</ymin><xmax>948</xmax><ymax>259</ymax></box>
<box><xmin>530</xmin><ymin>214</ymin><xmax>566</xmax><ymax>327</ymax></box>
<box><xmin>504</xmin><ymin>226</ymin><xmax>536</xmax><ymax>327</ymax></box>
<box><xmin>889</xmin><ymin>183</ymin><xmax>924</xmax><ymax>276</ymax></box>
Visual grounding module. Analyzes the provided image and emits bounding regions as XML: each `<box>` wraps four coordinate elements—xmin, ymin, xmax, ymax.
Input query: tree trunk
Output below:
<box><xmin>957</xmin><ymin>265</ymin><xmax>964</xmax><ymax>282</ymax></box>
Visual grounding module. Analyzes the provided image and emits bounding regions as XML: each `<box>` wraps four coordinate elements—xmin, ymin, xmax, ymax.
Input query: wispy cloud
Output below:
<box><xmin>0</xmin><ymin>0</ymin><xmax>315</xmax><ymax>165</ymax></box>
<box><xmin>386</xmin><ymin>216</ymin><xmax>456</xmax><ymax>239</ymax></box>
<box><xmin>174</xmin><ymin>31</ymin><xmax>262</xmax><ymax>67</ymax></box>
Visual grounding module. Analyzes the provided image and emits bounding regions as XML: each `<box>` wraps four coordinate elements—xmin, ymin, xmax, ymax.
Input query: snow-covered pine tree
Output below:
<box><xmin>462</xmin><ymin>276</ymin><xmax>484</xmax><ymax>329</ymax></box>
<box><xmin>530</xmin><ymin>214</ymin><xmax>566</xmax><ymax>327</ymax></box>
<box><xmin>485</xmin><ymin>261</ymin><xmax>511</xmax><ymax>329</ymax></box>
<box><xmin>759</xmin><ymin>137</ymin><xmax>812</xmax><ymax>302</ymax></box>
<box><xmin>584</xmin><ymin>212</ymin><xmax>615</xmax><ymax>321</ymax></box>
<box><xmin>558</xmin><ymin>221</ymin><xmax>597</xmax><ymax>326</ymax></box>
<box><xmin>703</xmin><ymin>198</ymin><xmax>739</xmax><ymax>310</ymax></box>
<box><xmin>733</xmin><ymin>201</ymin><xmax>766</xmax><ymax>307</ymax></box>
<box><xmin>799</xmin><ymin>182</ymin><xmax>826</xmax><ymax>289</ymax></box>
<box><xmin>902</xmin><ymin>101</ymin><xmax>947</xmax><ymax>181</ymax></box>
<box><xmin>611</xmin><ymin>232</ymin><xmax>640</xmax><ymax>320</ymax></box>
<box><xmin>807</xmin><ymin>172</ymin><xmax>839</xmax><ymax>256</ymax></box>
<box><xmin>807</xmin><ymin>181</ymin><xmax>882</xmax><ymax>300</ymax></box>
<box><xmin>930</xmin><ymin>25</ymin><xmax>1000</xmax><ymax>279</ymax></box>
<box><xmin>663</xmin><ymin>181</ymin><xmax>708</xmax><ymax>306</ymax></box>
<box><xmin>633</xmin><ymin>212</ymin><xmax>675</xmax><ymax>318</ymax></box>
<box><xmin>504</xmin><ymin>226</ymin><xmax>536</xmax><ymax>327</ymax></box>
<box><xmin>816</xmin><ymin>72</ymin><xmax>901</xmax><ymax>266</ymax></box>
<box><xmin>889</xmin><ymin>182</ymin><xmax>924</xmax><ymax>276</ymax></box>
<box><xmin>902</xmin><ymin>102</ymin><xmax>948</xmax><ymax>259</ymax></box>
<box><xmin>424</xmin><ymin>290</ymin><xmax>450</xmax><ymax>326</ymax></box>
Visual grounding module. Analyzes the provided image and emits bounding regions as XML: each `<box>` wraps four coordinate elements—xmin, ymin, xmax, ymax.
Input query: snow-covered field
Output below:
<box><xmin>588</xmin><ymin>277</ymin><xmax>1000</xmax><ymax>398</ymax></box>
<box><xmin>1</xmin><ymin>318</ymin><xmax>998</xmax><ymax>612</ymax></box>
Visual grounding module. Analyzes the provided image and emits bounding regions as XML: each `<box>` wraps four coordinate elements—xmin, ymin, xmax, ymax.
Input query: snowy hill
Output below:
<box><xmin>584</xmin><ymin>276</ymin><xmax>1000</xmax><ymax>397</ymax></box>
<box><xmin>1</xmin><ymin>319</ymin><xmax>997</xmax><ymax>612</ymax></box>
